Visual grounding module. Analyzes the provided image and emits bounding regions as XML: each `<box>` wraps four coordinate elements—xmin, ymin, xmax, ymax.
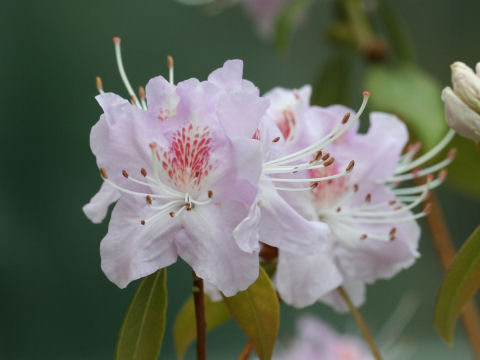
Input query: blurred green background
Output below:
<box><xmin>1</xmin><ymin>0</ymin><xmax>480</xmax><ymax>359</ymax></box>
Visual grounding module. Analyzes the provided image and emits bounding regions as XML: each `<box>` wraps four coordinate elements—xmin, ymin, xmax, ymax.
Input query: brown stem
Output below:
<box><xmin>422</xmin><ymin>190</ymin><xmax>480</xmax><ymax>359</ymax></box>
<box><xmin>193</xmin><ymin>272</ymin><xmax>206</xmax><ymax>360</ymax></box>
<box><xmin>237</xmin><ymin>341</ymin><xmax>254</xmax><ymax>360</ymax></box>
<box><xmin>338</xmin><ymin>286</ymin><xmax>383</xmax><ymax>360</ymax></box>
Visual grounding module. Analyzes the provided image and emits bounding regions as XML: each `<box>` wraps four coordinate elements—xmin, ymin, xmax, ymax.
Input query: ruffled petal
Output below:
<box><xmin>100</xmin><ymin>196</ymin><xmax>180</xmax><ymax>288</ymax></box>
<box><xmin>175</xmin><ymin>201</ymin><xmax>259</xmax><ymax>297</ymax></box>
<box><xmin>251</xmin><ymin>185</ymin><xmax>331</xmax><ymax>255</ymax></box>
<box><xmin>333</xmin><ymin>186</ymin><xmax>420</xmax><ymax>283</ymax></box>
<box><xmin>83</xmin><ymin>182</ymin><xmax>120</xmax><ymax>223</ymax></box>
<box><xmin>275</xmin><ymin>248</ymin><xmax>343</xmax><ymax>308</ymax></box>
<box><xmin>145</xmin><ymin>75</ymin><xmax>179</xmax><ymax>122</ymax></box>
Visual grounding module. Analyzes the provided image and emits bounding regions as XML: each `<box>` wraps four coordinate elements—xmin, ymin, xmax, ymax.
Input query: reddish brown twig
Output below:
<box><xmin>193</xmin><ymin>272</ymin><xmax>206</xmax><ymax>360</ymax></box>
<box><xmin>237</xmin><ymin>341</ymin><xmax>254</xmax><ymax>360</ymax></box>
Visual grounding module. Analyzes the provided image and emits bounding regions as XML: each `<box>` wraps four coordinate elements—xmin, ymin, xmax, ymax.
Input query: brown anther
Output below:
<box><xmin>146</xmin><ymin>195</ymin><xmax>152</xmax><ymax>205</ymax></box>
<box><xmin>324</xmin><ymin>157</ymin><xmax>335</xmax><ymax>167</ymax></box>
<box><xmin>346</xmin><ymin>160</ymin><xmax>355</xmax><ymax>172</ymax></box>
<box><xmin>95</xmin><ymin>76</ymin><xmax>103</xmax><ymax>90</ymax></box>
<box><xmin>361</xmin><ymin>234</ymin><xmax>368</xmax><ymax>240</ymax></box>
<box><xmin>122</xmin><ymin>169</ymin><xmax>129</xmax><ymax>178</ymax></box>
<box><xmin>336</xmin><ymin>207</ymin><xmax>341</xmax><ymax>212</ymax></box>
<box><xmin>389</xmin><ymin>227</ymin><xmax>397</xmax><ymax>236</ymax></box>
<box><xmin>167</xmin><ymin>55</ymin><xmax>174</xmax><ymax>69</ymax></box>
<box><xmin>130</xmin><ymin>95</ymin><xmax>137</xmax><ymax>105</ymax></box>
<box><xmin>208</xmin><ymin>190</ymin><xmax>213</xmax><ymax>199</ymax></box>
<box><xmin>394</xmin><ymin>205</ymin><xmax>403</xmax><ymax>211</ymax></box>
<box><xmin>169</xmin><ymin>211</ymin><xmax>175</xmax><ymax>217</ymax></box>
<box><xmin>342</xmin><ymin>112</ymin><xmax>351</xmax><ymax>124</ymax></box>
<box><xmin>272</xmin><ymin>137</ymin><xmax>280</xmax><ymax>143</ymax></box>
<box><xmin>310</xmin><ymin>182</ymin><xmax>319</xmax><ymax>189</ymax></box>
<box><xmin>140</xmin><ymin>220</ymin><xmax>146</xmax><ymax>225</ymax></box>
<box><xmin>195</xmin><ymin>171</ymin><xmax>200</xmax><ymax>177</ymax></box>
<box><xmin>138</xmin><ymin>86</ymin><xmax>146</xmax><ymax>100</ymax></box>
<box><xmin>184</xmin><ymin>202</ymin><xmax>191</xmax><ymax>208</ymax></box>
<box><xmin>390</xmin><ymin>236</ymin><xmax>396</xmax><ymax>241</ymax></box>
<box><xmin>141</xmin><ymin>168</ymin><xmax>147</xmax><ymax>177</ymax></box>
<box><xmin>321</xmin><ymin>153</ymin><xmax>330</xmax><ymax>161</ymax></box>
<box><xmin>365</xmin><ymin>193</ymin><xmax>371</xmax><ymax>203</ymax></box>
<box><xmin>448</xmin><ymin>148</ymin><xmax>457</xmax><ymax>159</ymax></box>
<box><xmin>389</xmin><ymin>200</ymin><xmax>396</xmax><ymax>205</ymax></box>
<box><xmin>424</xmin><ymin>203</ymin><xmax>432</xmax><ymax>214</ymax></box>
<box><xmin>100</xmin><ymin>168</ymin><xmax>108</xmax><ymax>179</ymax></box>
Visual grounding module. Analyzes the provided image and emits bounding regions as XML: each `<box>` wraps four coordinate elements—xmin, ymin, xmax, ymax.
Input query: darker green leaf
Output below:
<box><xmin>115</xmin><ymin>269</ymin><xmax>167</xmax><ymax>360</ymax></box>
<box><xmin>434</xmin><ymin>226</ymin><xmax>480</xmax><ymax>344</ymax></box>
<box><xmin>173</xmin><ymin>294</ymin><xmax>230</xmax><ymax>360</ymax></box>
<box><xmin>364</xmin><ymin>65</ymin><xmax>448</xmax><ymax>150</ymax></box>
<box><xmin>222</xmin><ymin>267</ymin><xmax>280</xmax><ymax>360</ymax></box>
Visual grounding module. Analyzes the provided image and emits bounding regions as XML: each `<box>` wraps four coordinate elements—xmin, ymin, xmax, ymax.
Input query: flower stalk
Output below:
<box><xmin>337</xmin><ymin>286</ymin><xmax>383</xmax><ymax>360</ymax></box>
<box><xmin>193</xmin><ymin>272</ymin><xmax>207</xmax><ymax>360</ymax></box>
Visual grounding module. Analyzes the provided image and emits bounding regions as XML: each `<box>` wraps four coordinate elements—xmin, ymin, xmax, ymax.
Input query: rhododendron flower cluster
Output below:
<box><xmin>84</xmin><ymin>39</ymin><xmax>454</xmax><ymax>312</ymax></box>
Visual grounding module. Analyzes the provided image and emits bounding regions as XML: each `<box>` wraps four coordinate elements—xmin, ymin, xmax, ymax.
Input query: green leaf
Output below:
<box><xmin>446</xmin><ymin>134</ymin><xmax>480</xmax><ymax>197</ymax></box>
<box><xmin>173</xmin><ymin>294</ymin><xmax>230</xmax><ymax>360</ymax></box>
<box><xmin>274</xmin><ymin>0</ymin><xmax>314</xmax><ymax>51</ymax></box>
<box><xmin>364</xmin><ymin>65</ymin><xmax>448</xmax><ymax>150</ymax></box>
<box><xmin>222</xmin><ymin>267</ymin><xmax>280</xmax><ymax>360</ymax></box>
<box><xmin>115</xmin><ymin>269</ymin><xmax>167</xmax><ymax>360</ymax></box>
<box><xmin>434</xmin><ymin>226</ymin><xmax>480</xmax><ymax>344</ymax></box>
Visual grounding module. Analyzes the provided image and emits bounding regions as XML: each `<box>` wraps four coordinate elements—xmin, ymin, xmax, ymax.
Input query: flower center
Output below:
<box><xmin>156</xmin><ymin>123</ymin><xmax>214</xmax><ymax>194</ymax></box>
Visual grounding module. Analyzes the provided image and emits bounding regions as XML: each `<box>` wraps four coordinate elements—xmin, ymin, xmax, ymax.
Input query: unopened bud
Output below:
<box><xmin>442</xmin><ymin>61</ymin><xmax>480</xmax><ymax>143</ymax></box>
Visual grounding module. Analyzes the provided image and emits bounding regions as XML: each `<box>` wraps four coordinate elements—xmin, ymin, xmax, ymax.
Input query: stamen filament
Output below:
<box><xmin>395</xmin><ymin>129</ymin><xmax>455</xmax><ymax>174</ymax></box>
<box><xmin>113</xmin><ymin>37</ymin><xmax>141</xmax><ymax>109</ymax></box>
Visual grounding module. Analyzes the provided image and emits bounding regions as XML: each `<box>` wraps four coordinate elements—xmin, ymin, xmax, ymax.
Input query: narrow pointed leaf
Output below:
<box><xmin>115</xmin><ymin>269</ymin><xmax>167</xmax><ymax>360</ymax></box>
<box><xmin>222</xmin><ymin>267</ymin><xmax>280</xmax><ymax>360</ymax></box>
<box><xmin>173</xmin><ymin>294</ymin><xmax>230</xmax><ymax>360</ymax></box>
<box><xmin>434</xmin><ymin>226</ymin><xmax>480</xmax><ymax>344</ymax></box>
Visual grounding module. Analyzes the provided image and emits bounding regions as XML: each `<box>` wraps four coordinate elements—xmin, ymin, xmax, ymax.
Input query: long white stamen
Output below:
<box><xmin>149</xmin><ymin>199</ymin><xmax>185</xmax><ymax>211</ymax></box>
<box><xmin>395</xmin><ymin>129</ymin><xmax>455</xmax><ymax>174</ymax></box>
<box><xmin>113</xmin><ymin>37</ymin><xmax>141</xmax><ymax>109</ymax></box>
<box><xmin>355</xmin><ymin>211</ymin><xmax>427</xmax><ymax>224</ymax></box>
<box><xmin>264</xmin><ymin>168</ymin><xmax>350</xmax><ymax>183</ymax></box>
<box><xmin>349</xmin><ymin>184</ymin><xmax>428</xmax><ymax>218</ymax></box>
<box><xmin>102</xmin><ymin>177</ymin><xmax>175</xmax><ymax>200</ymax></box>
<box><xmin>265</xmin><ymin>92</ymin><xmax>370</xmax><ymax>167</ymax></box>
<box><xmin>388</xmin><ymin>155</ymin><xmax>453</xmax><ymax>182</ymax></box>
<box><xmin>393</xmin><ymin>176</ymin><xmax>444</xmax><ymax>195</ymax></box>
<box><xmin>138</xmin><ymin>86</ymin><xmax>148</xmax><ymax>110</ymax></box>
<box><xmin>167</xmin><ymin>55</ymin><xmax>174</xmax><ymax>85</ymax></box>
<box><xmin>272</xmin><ymin>184</ymin><xmax>318</xmax><ymax>192</ymax></box>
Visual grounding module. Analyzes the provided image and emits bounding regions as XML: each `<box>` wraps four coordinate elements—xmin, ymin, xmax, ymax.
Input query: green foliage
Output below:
<box><xmin>364</xmin><ymin>65</ymin><xmax>448</xmax><ymax>150</ymax></box>
<box><xmin>434</xmin><ymin>226</ymin><xmax>480</xmax><ymax>344</ymax></box>
<box><xmin>311</xmin><ymin>53</ymin><xmax>352</xmax><ymax>106</ymax></box>
<box><xmin>222</xmin><ymin>267</ymin><xmax>280</xmax><ymax>360</ymax></box>
<box><xmin>446</xmin><ymin>135</ymin><xmax>480</xmax><ymax>197</ymax></box>
<box><xmin>115</xmin><ymin>269</ymin><xmax>168</xmax><ymax>360</ymax></box>
<box><xmin>274</xmin><ymin>0</ymin><xmax>314</xmax><ymax>51</ymax></box>
<box><xmin>173</xmin><ymin>294</ymin><xmax>230</xmax><ymax>359</ymax></box>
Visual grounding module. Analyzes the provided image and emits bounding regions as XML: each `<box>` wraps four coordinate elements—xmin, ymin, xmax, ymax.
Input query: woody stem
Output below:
<box><xmin>193</xmin><ymin>272</ymin><xmax>206</xmax><ymax>360</ymax></box>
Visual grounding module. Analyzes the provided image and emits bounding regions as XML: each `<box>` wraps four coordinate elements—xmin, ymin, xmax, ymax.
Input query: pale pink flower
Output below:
<box><xmin>84</xmin><ymin>39</ymin><xmax>268</xmax><ymax>296</ymax></box>
<box><xmin>265</xmin><ymin>87</ymin><xmax>455</xmax><ymax>310</ymax></box>
<box><xmin>276</xmin><ymin>316</ymin><xmax>373</xmax><ymax>360</ymax></box>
